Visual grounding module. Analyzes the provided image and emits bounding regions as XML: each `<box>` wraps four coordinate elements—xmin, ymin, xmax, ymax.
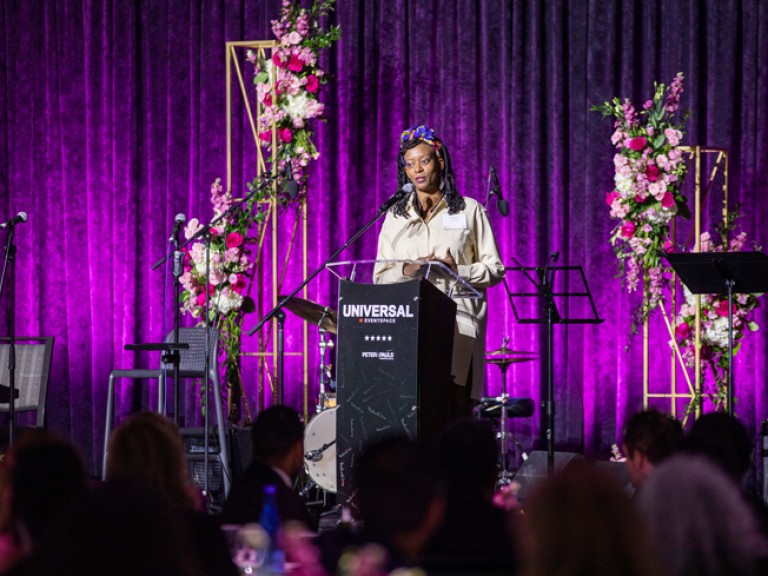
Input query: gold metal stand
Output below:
<box><xmin>225</xmin><ymin>41</ymin><xmax>310</xmax><ymax>422</ymax></box>
<box><xmin>643</xmin><ymin>147</ymin><xmax>729</xmax><ymax>420</ymax></box>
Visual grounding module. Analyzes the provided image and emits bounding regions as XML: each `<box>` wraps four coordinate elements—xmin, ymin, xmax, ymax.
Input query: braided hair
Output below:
<box><xmin>392</xmin><ymin>126</ymin><xmax>466</xmax><ymax>218</ymax></box>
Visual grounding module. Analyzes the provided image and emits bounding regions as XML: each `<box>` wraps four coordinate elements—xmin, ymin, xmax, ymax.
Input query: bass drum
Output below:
<box><xmin>303</xmin><ymin>407</ymin><xmax>337</xmax><ymax>493</ymax></box>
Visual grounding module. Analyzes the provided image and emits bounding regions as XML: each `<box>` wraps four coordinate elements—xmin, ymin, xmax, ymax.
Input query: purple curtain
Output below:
<box><xmin>2</xmin><ymin>0</ymin><xmax>767</xmax><ymax>474</ymax></box>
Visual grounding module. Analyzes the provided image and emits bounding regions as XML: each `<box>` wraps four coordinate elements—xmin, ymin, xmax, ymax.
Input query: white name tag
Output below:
<box><xmin>442</xmin><ymin>213</ymin><xmax>467</xmax><ymax>230</ymax></box>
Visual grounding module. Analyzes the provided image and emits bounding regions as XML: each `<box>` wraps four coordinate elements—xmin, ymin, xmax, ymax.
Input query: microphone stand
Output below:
<box><xmin>154</xmin><ymin>177</ymin><xmax>275</xmax><ymax>496</ymax></box>
<box><xmin>246</xmin><ymin>187</ymin><xmax>410</xmax><ymax>402</ymax></box>
<box><xmin>0</xmin><ymin>224</ymin><xmax>18</xmax><ymax>446</ymax></box>
<box><xmin>152</xmin><ymin>225</ymin><xmax>185</xmax><ymax>424</ymax></box>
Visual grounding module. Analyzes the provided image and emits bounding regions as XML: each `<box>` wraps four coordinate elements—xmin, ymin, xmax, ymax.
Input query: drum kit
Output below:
<box><xmin>281</xmin><ymin>298</ymin><xmax>538</xmax><ymax>497</ymax></box>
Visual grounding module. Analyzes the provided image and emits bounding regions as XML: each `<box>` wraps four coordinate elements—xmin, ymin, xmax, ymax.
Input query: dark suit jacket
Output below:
<box><xmin>221</xmin><ymin>460</ymin><xmax>314</xmax><ymax>529</ymax></box>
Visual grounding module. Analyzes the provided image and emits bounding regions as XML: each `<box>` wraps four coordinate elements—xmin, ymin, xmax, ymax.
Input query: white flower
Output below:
<box><xmin>282</xmin><ymin>91</ymin><xmax>312</xmax><ymax>121</ymax></box>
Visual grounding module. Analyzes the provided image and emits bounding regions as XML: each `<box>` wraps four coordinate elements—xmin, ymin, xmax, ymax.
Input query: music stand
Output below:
<box><xmin>505</xmin><ymin>261</ymin><xmax>603</xmax><ymax>476</ymax></box>
<box><xmin>665</xmin><ymin>251</ymin><xmax>768</xmax><ymax>416</ymax></box>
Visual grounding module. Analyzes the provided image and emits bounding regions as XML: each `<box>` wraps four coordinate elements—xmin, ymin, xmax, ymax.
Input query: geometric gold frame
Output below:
<box><xmin>643</xmin><ymin>146</ymin><xmax>729</xmax><ymax>421</ymax></box>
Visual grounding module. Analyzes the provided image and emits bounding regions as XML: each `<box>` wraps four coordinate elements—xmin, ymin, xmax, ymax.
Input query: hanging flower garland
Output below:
<box><xmin>592</xmin><ymin>73</ymin><xmax>690</xmax><ymax>328</ymax></box>
<box><xmin>250</xmin><ymin>0</ymin><xmax>340</xmax><ymax>197</ymax></box>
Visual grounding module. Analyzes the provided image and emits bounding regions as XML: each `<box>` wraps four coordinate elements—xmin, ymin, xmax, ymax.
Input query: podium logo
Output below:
<box><xmin>342</xmin><ymin>304</ymin><xmax>415</xmax><ymax>319</ymax></box>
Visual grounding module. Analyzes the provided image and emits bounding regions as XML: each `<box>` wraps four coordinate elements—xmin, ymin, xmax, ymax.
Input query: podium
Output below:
<box><xmin>334</xmin><ymin>278</ymin><xmax>457</xmax><ymax>511</ymax></box>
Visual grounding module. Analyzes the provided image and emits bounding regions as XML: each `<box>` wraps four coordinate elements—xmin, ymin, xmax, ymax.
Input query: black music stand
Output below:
<box><xmin>505</xmin><ymin>262</ymin><xmax>603</xmax><ymax>476</ymax></box>
<box><xmin>665</xmin><ymin>251</ymin><xmax>768</xmax><ymax>416</ymax></box>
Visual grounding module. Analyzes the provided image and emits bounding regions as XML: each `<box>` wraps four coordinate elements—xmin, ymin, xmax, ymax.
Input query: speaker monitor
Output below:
<box><xmin>514</xmin><ymin>450</ymin><xmax>585</xmax><ymax>501</ymax></box>
<box><xmin>228</xmin><ymin>424</ymin><xmax>253</xmax><ymax>481</ymax></box>
<box><xmin>181</xmin><ymin>427</ymin><xmax>227</xmax><ymax>505</ymax></box>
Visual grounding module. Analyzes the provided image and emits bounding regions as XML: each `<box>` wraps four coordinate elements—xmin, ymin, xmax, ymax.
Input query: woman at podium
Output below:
<box><xmin>374</xmin><ymin>125</ymin><xmax>505</xmax><ymax>416</ymax></box>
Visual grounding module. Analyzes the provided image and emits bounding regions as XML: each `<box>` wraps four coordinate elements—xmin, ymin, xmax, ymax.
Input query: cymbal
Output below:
<box><xmin>486</xmin><ymin>342</ymin><xmax>538</xmax><ymax>357</ymax></box>
<box><xmin>485</xmin><ymin>356</ymin><xmax>537</xmax><ymax>366</ymax></box>
<box><xmin>279</xmin><ymin>295</ymin><xmax>337</xmax><ymax>334</ymax></box>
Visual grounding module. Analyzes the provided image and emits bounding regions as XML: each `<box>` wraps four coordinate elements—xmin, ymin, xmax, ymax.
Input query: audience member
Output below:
<box><xmin>638</xmin><ymin>454</ymin><xmax>768</xmax><ymax>576</ymax></box>
<box><xmin>621</xmin><ymin>408</ymin><xmax>683</xmax><ymax>489</ymax></box>
<box><xmin>423</xmin><ymin>419</ymin><xmax>518</xmax><ymax>573</ymax></box>
<box><xmin>21</xmin><ymin>480</ymin><xmax>203</xmax><ymax>576</ymax></box>
<box><xmin>522</xmin><ymin>461</ymin><xmax>660</xmax><ymax>576</ymax></box>
<box><xmin>316</xmin><ymin>435</ymin><xmax>444</xmax><ymax>573</ymax></box>
<box><xmin>106</xmin><ymin>412</ymin><xmax>237</xmax><ymax>576</ymax></box>
<box><xmin>678</xmin><ymin>412</ymin><xmax>752</xmax><ymax>481</ymax></box>
<box><xmin>222</xmin><ymin>405</ymin><xmax>313</xmax><ymax>529</ymax></box>
<box><xmin>1</xmin><ymin>431</ymin><xmax>88</xmax><ymax>574</ymax></box>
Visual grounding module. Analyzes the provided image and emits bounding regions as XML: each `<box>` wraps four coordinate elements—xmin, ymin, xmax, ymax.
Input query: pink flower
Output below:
<box><xmin>305</xmin><ymin>74</ymin><xmax>319</xmax><ymax>93</ymax></box>
<box><xmin>663</xmin><ymin>240</ymin><xmax>674</xmax><ymax>253</ymax></box>
<box><xmin>272</xmin><ymin>53</ymin><xmax>285</xmax><ymax>68</ymax></box>
<box><xmin>661</xmin><ymin>192</ymin><xmax>675</xmax><ymax>208</ymax></box>
<box><xmin>225</xmin><ymin>232</ymin><xmax>244</xmax><ymax>248</ymax></box>
<box><xmin>230</xmin><ymin>274</ymin><xmax>247</xmax><ymax>294</ymax></box>
<box><xmin>259</xmin><ymin>131</ymin><xmax>272</xmax><ymax>143</ymax></box>
<box><xmin>196</xmin><ymin>292</ymin><xmax>207</xmax><ymax>307</ymax></box>
<box><xmin>620</xmin><ymin>221</ymin><xmax>636</xmax><ymax>238</ymax></box>
<box><xmin>715</xmin><ymin>300</ymin><xmax>734</xmax><ymax>317</ymax></box>
<box><xmin>646</xmin><ymin>164</ymin><xmax>660</xmax><ymax>182</ymax></box>
<box><xmin>605</xmin><ymin>191</ymin><xmax>619</xmax><ymax>206</ymax></box>
<box><xmin>628</xmin><ymin>137</ymin><xmax>647</xmax><ymax>151</ymax></box>
<box><xmin>643</xmin><ymin>100</ymin><xmax>654</xmax><ymax>109</ymax></box>
<box><xmin>664</xmin><ymin>128</ymin><xmax>682</xmax><ymax>146</ymax></box>
<box><xmin>279</xmin><ymin>127</ymin><xmax>293</xmax><ymax>142</ymax></box>
<box><xmin>675</xmin><ymin>322</ymin><xmax>690</xmax><ymax>340</ymax></box>
<box><xmin>288</xmin><ymin>55</ymin><xmax>303</xmax><ymax>72</ymax></box>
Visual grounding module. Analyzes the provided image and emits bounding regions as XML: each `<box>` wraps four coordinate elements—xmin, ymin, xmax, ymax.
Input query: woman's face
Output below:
<box><xmin>403</xmin><ymin>142</ymin><xmax>444</xmax><ymax>194</ymax></box>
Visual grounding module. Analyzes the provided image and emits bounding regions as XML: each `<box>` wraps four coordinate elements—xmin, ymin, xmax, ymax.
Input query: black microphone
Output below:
<box><xmin>169</xmin><ymin>213</ymin><xmax>186</xmax><ymax>243</ymax></box>
<box><xmin>282</xmin><ymin>159</ymin><xmax>300</xmax><ymax>199</ymax></box>
<box><xmin>490</xmin><ymin>166</ymin><xmax>509</xmax><ymax>217</ymax></box>
<box><xmin>0</xmin><ymin>212</ymin><xmax>27</xmax><ymax>229</ymax></box>
<box><xmin>379</xmin><ymin>183</ymin><xmax>414</xmax><ymax>214</ymax></box>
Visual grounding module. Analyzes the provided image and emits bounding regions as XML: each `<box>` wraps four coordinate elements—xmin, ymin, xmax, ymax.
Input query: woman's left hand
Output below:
<box><xmin>431</xmin><ymin>248</ymin><xmax>458</xmax><ymax>275</ymax></box>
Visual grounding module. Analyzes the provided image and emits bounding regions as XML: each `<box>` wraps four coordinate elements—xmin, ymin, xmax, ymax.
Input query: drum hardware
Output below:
<box><xmin>303</xmin><ymin>407</ymin><xmax>337</xmax><ymax>493</ymax></box>
<box><xmin>316</xmin><ymin>327</ymin><xmax>334</xmax><ymax>413</ymax></box>
<box><xmin>304</xmin><ymin>438</ymin><xmax>337</xmax><ymax>462</ymax></box>
<box><xmin>480</xmin><ymin>337</ymin><xmax>537</xmax><ymax>489</ymax></box>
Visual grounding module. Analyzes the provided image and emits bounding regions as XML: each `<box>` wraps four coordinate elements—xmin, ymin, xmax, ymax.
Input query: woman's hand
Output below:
<box><xmin>432</xmin><ymin>248</ymin><xmax>458</xmax><ymax>275</ymax></box>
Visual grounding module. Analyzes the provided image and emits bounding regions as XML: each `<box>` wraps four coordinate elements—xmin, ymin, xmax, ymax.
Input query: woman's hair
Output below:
<box><xmin>106</xmin><ymin>412</ymin><xmax>197</xmax><ymax>510</ymax></box>
<box><xmin>523</xmin><ymin>462</ymin><xmax>661</xmax><ymax>576</ymax></box>
<box><xmin>638</xmin><ymin>454</ymin><xmax>768</xmax><ymax>576</ymax></box>
<box><xmin>393</xmin><ymin>125</ymin><xmax>465</xmax><ymax>218</ymax></box>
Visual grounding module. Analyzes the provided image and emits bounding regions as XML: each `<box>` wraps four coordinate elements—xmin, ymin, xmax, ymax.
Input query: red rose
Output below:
<box><xmin>661</xmin><ymin>192</ymin><xmax>675</xmax><ymax>208</ymax></box>
<box><xmin>663</xmin><ymin>240</ymin><xmax>674</xmax><ymax>253</ymax></box>
<box><xmin>305</xmin><ymin>75</ymin><xmax>319</xmax><ymax>93</ymax></box>
<box><xmin>620</xmin><ymin>221</ymin><xmax>636</xmax><ymax>238</ymax></box>
<box><xmin>231</xmin><ymin>275</ymin><xmax>247</xmax><ymax>294</ymax></box>
<box><xmin>279</xmin><ymin>128</ymin><xmax>293</xmax><ymax>143</ymax></box>
<box><xmin>272</xmin><ymin>53</ymin><xmax>285</xmax><ymax>68</ymax></box>
<box><xmin>288</xmin><ymin>55</ymin><xmax>303</xmax><ymax>72</ymax></box>
<box><xmin>715</xmin><ymin>300</ymin><xmax>733</xmax><ymax>317</ymax></box>
<box><xmin>628</xmin><ymin>137</ymin><xmax>647</xmax><ymax>151</ymax></box>
<box><xmin>646</xmin><ymin>164</ymin><xmax>660</xmax><ymax>181</ymax></box>
<box><xmin>605</xmin><ymin>191</ymin><xmax>619</xmax><ymax>206</ymax></box>
<box><xmin>675</xmin><ymin>323</ymin><xmax>690</xmax><ymax>340</ymax></box>
<box><xmin>259</xmin><ymin>131</ymin><xmax>272</xmax><ymax>143</ymax></box>
<box><xmin>226</xmin><ymin>232</ymin><xmax>244</xmax><ymax>248</ymax></box>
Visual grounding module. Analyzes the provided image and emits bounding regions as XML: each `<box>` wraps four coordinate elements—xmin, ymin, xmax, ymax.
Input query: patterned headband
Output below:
<box><xmin>400</xmin><ymin>125</ymin><xmax>442</xmax><ymax>149</ymax></box>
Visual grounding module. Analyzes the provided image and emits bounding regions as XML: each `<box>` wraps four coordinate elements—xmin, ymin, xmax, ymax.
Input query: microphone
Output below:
<box><xmin>169</xmin><ymin>213</ymin><xmax>186</xmax><ymax>243</ymax></box>
<box><xmin>489</xmin><ymin>166</ymin><xmax>509</xmax><ymax>217</ymax></box>
<box><xmin>0</xmin><ymin>212</ymin><xmax>27</xmax><ymax>229</ymax></box>
<box><xmin>282</xmin><ymin>159</ymin><xmax>300</xmax><ymax>199</ymax></box>
<box><xmin>379</xmin><ymin>183</ymin><xmax>414</xmax><ymax>214</ymax></box>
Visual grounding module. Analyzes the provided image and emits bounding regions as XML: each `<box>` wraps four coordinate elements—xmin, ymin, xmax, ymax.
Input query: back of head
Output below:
<box><xmin>525</xmin><ymin>462</ymin><xmax>658</xmax><ymax>576</ymax></box>
<box><xmin>10</xmin><ymin>431</ymin><xmax>87</xmax><ymax>548</ymax></box>
<box><xmin>437</xmin><ymin>418</ymin><xmax>497</xmax><ymax>500</ymax></box>
<box><xmin>107</xmin><ymin>412</ymin><xmax>194</xmax><ymax>509</ymax></box>
<box><xmin>638</xmin><ymin>454</ymin><xmax>768</xmax><ymax>576</ymax></box>
<box><xmin>622</xmin><ymin>409</ymin><xmax>683</xmax><ymax>463</ymax></box>
<box><xmin>250</xmin><ymin>405</ymin><xmax>304</xmax><ymax>463</ymax></box>
<box><xmin>679</xmin><ymin>412</ymin><xmax>752</xmax><ymax>481</ymax></box>
<box><xmin>355</xmin><ymin>435</ymin><xmax>439</xmax><ymax>539</ymax></box>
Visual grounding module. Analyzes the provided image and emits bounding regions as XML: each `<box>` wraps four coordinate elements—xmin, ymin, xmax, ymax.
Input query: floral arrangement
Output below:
<box><xmin>180</xmin><ymin>178</ymin><xmax>268</xmax><ymax>418</ymax></box>
<box><xmin>592</xmin><ymin>73</ymin><xmax>690</xmax><ymax>320</ymax></box>
<box><xmin>673</xmin><ymin>225</ymin><xmax>761</xmax><ymax>412</ymax></box>
<box><xmin>250</xmin><ymin>0</ymin><xmax>340</xmax><ymax>195</ymax></box>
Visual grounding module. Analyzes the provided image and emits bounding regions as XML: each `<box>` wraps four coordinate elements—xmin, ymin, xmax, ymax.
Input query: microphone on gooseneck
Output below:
<box><xmin>490</xmin><ymin>166</ymin><xmax>510</xmax><ymax>217</ymax></box>
<box><xmin>379</xmin><ymin>183</ymin><xmax>414</xmax><ymax>214</ymax></box>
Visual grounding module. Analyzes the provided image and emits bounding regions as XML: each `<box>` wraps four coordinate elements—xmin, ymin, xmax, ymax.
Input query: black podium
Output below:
<box><xmin>335</xmin><ymin>279</ymin><xmax>456</xmax><ymax>511</ymax></box>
